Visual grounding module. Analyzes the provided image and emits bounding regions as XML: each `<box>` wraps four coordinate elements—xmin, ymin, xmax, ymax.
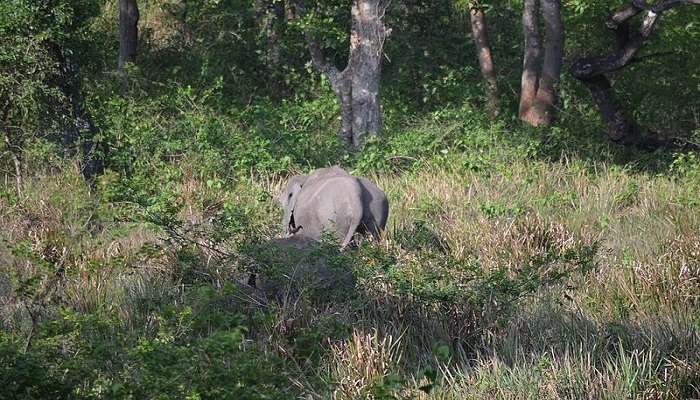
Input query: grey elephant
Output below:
<box><xmin>278</xmin><ymin>166</ymin><xmax>389</xmax><ymax>248</ymax></box>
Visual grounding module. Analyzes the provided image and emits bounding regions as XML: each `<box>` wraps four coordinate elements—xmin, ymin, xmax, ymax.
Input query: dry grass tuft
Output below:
<box><xmin>329</xmin><ymin>328</ymin><xmax>403</xmax><ymax>400</ymax></box>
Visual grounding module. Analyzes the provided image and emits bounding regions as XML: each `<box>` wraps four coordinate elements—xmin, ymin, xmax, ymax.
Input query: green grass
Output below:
<box><xmin>2</xmin><ymin>114</ymin><xmax>699</xmax><ymax>398</ymax></box>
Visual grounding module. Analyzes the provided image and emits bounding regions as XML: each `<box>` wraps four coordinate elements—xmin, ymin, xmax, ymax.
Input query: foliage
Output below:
<box><xmin>0</xmin><ymin>1</ymin><xmax>62</xmax><ymax>155</ymax></box>
<box><xmin>0</xmin><ymin>307</ymin><xmax>291</xmax><ymax>399</ymax></box>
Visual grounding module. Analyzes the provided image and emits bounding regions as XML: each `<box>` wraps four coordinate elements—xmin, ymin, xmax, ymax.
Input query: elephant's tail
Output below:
<box><xmin>340</xmin><ymin>216</ymin><xmax>362</xmax><ymax>250</ymax></box>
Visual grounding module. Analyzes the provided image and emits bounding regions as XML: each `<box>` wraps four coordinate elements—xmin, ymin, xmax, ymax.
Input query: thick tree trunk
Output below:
<box><xmin>118</xmin><ymin>0</ymin><xmax>139</xmax><ymax>70</ymax></box>
<box><xmin>298</xmin><ymin>0</ymin><xmax>390</xmax><ymax>149</ymax></box>
<box><xmin>571</xmin><ymin>0</ymin><xmax>700</xmax><ymax>148</ymax></box>
<box><xmin>531</xmin><ymin>0</ymin><xmax>564</xmax><ymax>125</ymax></box>
<box><xmin>519</xmin><ymin>0</ymin><xmax>541</xmax><ymax>121</ymax></box>
<box><xmin>348</xmin><ymin>0</ymin><xmax>386</xmax><ymax>147</ymax></box>
<box><xmin>519</xmin><ymin>0</ymin><xmax>564</xmax><ymax>126</ymax></box>
<box><xmin>469</xmin><ymin>7</ymin><xmax>499</xmax><ymax>118</ymax></box>
<box><xmin>336</xmin><ymin>75</ymin><xmax>354</xmax><ymax>145</ymax></box>
<box><xmin>585</xmin><ymin>76</ymin><xmax>641</xmax><ymax>144</ymax></box>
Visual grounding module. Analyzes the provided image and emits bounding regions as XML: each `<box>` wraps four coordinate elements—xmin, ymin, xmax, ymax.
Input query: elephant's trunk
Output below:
<box><xmin>284</xmin><ymin>209</ymin><xmax>302</xmax><ymax>236</ymax></box>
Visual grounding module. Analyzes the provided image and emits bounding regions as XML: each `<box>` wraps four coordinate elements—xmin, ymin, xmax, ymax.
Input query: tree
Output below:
<box><xmin>0</xmin><ymin>22</ymin><xmax>54</xmax><ymax>196</ymax></box>
<box><xmin>118</xmin><ymin>0</ymin><xmax>140</xmax><ymax>70</ymax></box>
<box><xmin>53</xmin><ymin>45</ymin><xmax>104</xmax><ymax>181</ymax></box>
<box><xmin>1</xmin><ymin>0</ymin><xmax>105</xmax><ymax>190</ymax></box>
<box><xmin>468</xmin><ymin>2</ymin><xmax>499</xmax><ymax>118</ymax></box>
<box><xmin>2</xmin><ymin>1</ymin><xmax>66</xmax><ymax>196</ymax></box>
<box><xmin>256</xmin><ymin>0</ymin><xmax>287</xmax><ymax>67</ymax></box>
<box><xmin>571</xmin><ymin>0</ymin><xmax>700</xmax><ymax>148</ymax></box>
<box><xmin>296</xmin><ymin>0</ymin><xmax>391</xmax><ymax>148</ymax></box>
<box><xmin>519</xmin><ymin>0</ymin><xmax>564</xmax><ymax>127</ymax></box>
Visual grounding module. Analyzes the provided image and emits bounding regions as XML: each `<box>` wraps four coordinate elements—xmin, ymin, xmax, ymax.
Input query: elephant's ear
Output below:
<box><xmin>283</xmin><ymin>174</ymin><xmax>307</xmax><ymax>230</ymax></box>
<box><xmin>279</xmin><ymin>174</ymin><xmax>305</xmax><ymax>203</ymax></box>
<box><xmin>287</xmin><ymin>174</ymin><xmax>308</xmax><ymax>212</ymax></box>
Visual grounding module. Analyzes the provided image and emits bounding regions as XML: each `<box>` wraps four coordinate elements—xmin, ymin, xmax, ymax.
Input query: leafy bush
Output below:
<box><xmin>1</xmin><ymin>299</ymin><xmax>292</xmax><ymax>399</ymax></box>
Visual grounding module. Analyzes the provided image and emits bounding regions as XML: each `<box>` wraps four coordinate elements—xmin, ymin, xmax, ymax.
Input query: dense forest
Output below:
<box><xmin>1</xmin><ymin>0</ymin><xmax>700</xmax><ymax>398</ymax></box>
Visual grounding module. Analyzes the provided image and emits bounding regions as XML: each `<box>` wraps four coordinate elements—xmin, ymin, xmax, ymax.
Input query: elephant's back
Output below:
<box><xmin>299</xmin><ymin>176</ymin><xmax>363</xmax><ymax>241</ymax></box>
<box><xmin>302</xmin><ymin>176</ymin><xmax>362</xmax><ymax>203</ymax></box>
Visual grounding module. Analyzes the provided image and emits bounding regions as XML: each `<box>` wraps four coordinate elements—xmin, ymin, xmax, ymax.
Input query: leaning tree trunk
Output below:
<box><xmin>298</xmin><ymin>0</ymin><xmax>390</xmax><ymax>149</ymax></box>
<box><xmin>118</xmin><ymin>0</ymin><xmax>139</xmax><ymax>70</ymax></box>
<box><xmin>570</xmin><ymin>0</ymin><xmax>700</xmax><ymax>148</ymax></box>
<box><xmin>519</xmin><ymin>0</ymin><xmax>564</xmax><ymax>127</ymax></box>
<box><xmin>469</xmin><ymin>6</ymin><xmax>499</xmax><ymax>118</ymax></box>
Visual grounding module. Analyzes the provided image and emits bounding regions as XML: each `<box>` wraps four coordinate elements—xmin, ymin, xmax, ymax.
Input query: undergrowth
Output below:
<box><xmin>2</xmin><ymin>110</ymin><xmax>699</xmax><ymax>398</ymax></box>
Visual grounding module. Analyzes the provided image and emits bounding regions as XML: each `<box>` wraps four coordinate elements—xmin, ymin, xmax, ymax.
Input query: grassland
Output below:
<box><xmin>2</xmin><ymin>110</ymin><xmax>699</xmax><ymax>398</ymax></box>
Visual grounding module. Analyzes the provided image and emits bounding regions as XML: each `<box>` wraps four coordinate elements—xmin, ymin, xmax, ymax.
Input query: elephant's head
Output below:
<box><xmin>279</xmin><ymin>174</ymin><xmax>308</xmax><ymax>235</ymax></box>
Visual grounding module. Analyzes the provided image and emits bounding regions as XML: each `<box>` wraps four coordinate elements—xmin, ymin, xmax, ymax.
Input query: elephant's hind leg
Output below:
<box><xmin>340</xmin><ymin>216</ymin><xmax>362</xmax><ymax>250</ymax></box>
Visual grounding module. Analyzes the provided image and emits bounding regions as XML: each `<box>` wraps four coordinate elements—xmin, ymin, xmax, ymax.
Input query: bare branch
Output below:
<box><xmin>571</xmin><ymin>4</ymin><xmax>663</xmax><ymax>79</ymax></box>
<box><xmin>606</xmin><ymin>4</ymin><xmax>642</xmax><ymax>30</ymax></box>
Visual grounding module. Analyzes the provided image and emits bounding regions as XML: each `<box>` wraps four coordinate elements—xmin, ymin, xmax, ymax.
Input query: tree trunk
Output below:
<box><xmin>118</xmin><ymin>0</ymin><xmax>139</xmax><ymax>70</ymax></box>
<box><xmin>269</xmin><ymin>0</ymin><xmax>286</xmax><ymax>66</ymax></box>
<box><xmin>519</xmin><ymin>0</ymin><xmax>541</xmax><ymax>121</ymax></box>
<box><xmin>531</xmin><ymin>0</ymin><xmax>563</xmax><ymax>125</ymax></box>
<box><xmin>2</xmin><ymin>131</ymin><xmax>22</xmax><ymax>198</ymax></box>
<box><xmin>580</xmin><ymin>75</ymin><xmax>644</xmax><ymax>146</ymax></box>
<box><xmin>519</xmin><ymin>0</ymin><xmax>564</xmax><ymax>126</ymax></box>
<box><xmin>256</xmin><ymin>0</ymin><xmax>286</xmax><ymax>67</ymax></box>
<box><xmin>469</xmin><ymin>7</ymin><xmax>499</xmax><ymax>118</ymax></box>
<box><xmin>298</xmin><ymin>0</ymin><xmax>390</xmax><ymax>149</ymax></box>
<box><xmin>336</xmin><ymin>74</ymin><xmax>354</xmax><ymax>145</ymax></box>
<box><xmin>0</xmin><ymin>105</ymin><xmax>22</xmax><ymax>197</ymax></box>
<box><xmin>348</xmin><ymin>0</ymin><xmax>386</xmax><ymax>148</ymax></box>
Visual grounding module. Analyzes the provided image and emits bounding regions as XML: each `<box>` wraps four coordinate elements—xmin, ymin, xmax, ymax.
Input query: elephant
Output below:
<box><xmin>278</xmin><ymin>166</ymin><xmax>389</xmax><ymax>248</ymax></box>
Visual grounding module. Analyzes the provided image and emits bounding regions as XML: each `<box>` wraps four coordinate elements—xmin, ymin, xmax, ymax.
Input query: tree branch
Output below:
<box><xmin>581</xmin><ymin>0</ymin><xmax>700</xmax><ymax>79</ymax></box>
<box><xmin>571</xmin><ymin>0</ymin><xmax>700</xmax><ymax>149</ymax></box>
<box><xmin>571</xmin><ymin>5</ymin><xmax>661</xmax><ymax>79</ymax></box>
<box><xmin>651</xmin><ymin>0</ymin><xmax>700</xmax><ymax>12</ymax></box>
<box><xmin>305</xmin><ymin>31</ymin><xmax>342</xmax><ymax>81</ymax></box>
<box><xmin>293</xmin><ymin>0</ymin><xmax>342</xmax><ymax>82</ymax></box>
<box><xmin>606</xmin><ymin>4</ymin><xmax>642</xmax><ymax>30</ymax></box>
